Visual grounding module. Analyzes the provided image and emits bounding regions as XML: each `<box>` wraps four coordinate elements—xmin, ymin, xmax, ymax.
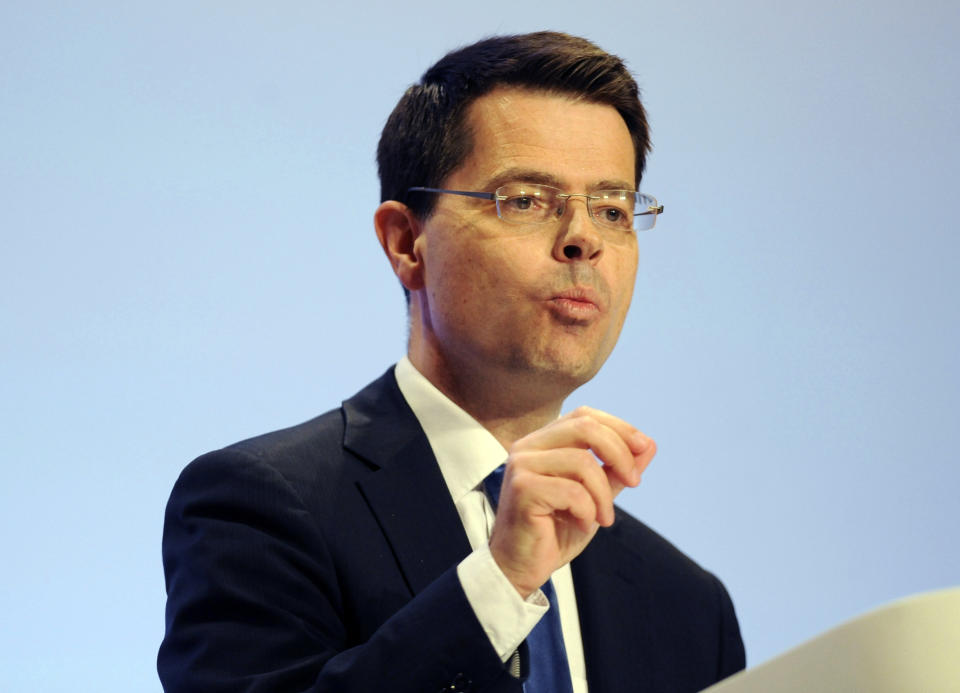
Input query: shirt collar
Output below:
<box><xmin>394</xmin><ymin>356</ymin><xmax>507</xmax><ymax>504</ymax></box>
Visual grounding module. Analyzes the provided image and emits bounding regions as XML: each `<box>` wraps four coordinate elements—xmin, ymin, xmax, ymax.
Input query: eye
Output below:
<box><xmin>591</xmin><ymin>191</ymin><xmax>636</xmax><ymax>230</ymax></box>
<box><xmin>593</xmin><ymin>205</ymin><xmax>633</xmax><ymax>230</ymax></box>
<box><xmin>602</xmin><ymin>208</ymin><xmax>623</xmax><ymax>222</ymax></box>
<box><xmin>503</xmin><ymin>194</ymin><xmax>541</xmax><ymax>213</ymax></box>
<box><xmin>494</xmin><ymin>184</ymin><xmax>562</xmax><ymax>224</ymax></box>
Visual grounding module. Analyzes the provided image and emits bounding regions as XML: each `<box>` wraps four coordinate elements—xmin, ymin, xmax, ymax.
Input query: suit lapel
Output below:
<box><xmin>343</xmin><ymin>369</ymin><xmax>472</xmax><ymax>595</ymax></box>
<box><xmin>572</xmin><ymin>518</ymin><xmax>655</xmax><ymax>692</ymax></box>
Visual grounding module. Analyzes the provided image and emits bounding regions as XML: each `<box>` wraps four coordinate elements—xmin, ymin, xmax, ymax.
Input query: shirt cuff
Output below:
<box><xmin>457</xmin><ymin>543</ymin><xmax>548</xmax><ymax>663</ymax></box>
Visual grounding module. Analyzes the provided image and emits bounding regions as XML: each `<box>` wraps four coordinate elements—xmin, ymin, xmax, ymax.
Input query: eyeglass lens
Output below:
<box><xmin>494</xmin><ymin>184</ymin><xmax>658</xmax><ymax>231</ymax></box>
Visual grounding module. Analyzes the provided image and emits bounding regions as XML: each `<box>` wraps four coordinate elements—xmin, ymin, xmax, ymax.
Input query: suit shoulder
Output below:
<box><xmin>170</xmin><ymin>405</ymin><xmax>358</xmax><ymax>515</ymax></box>
<box><xmin>609</xmin><ymin>506</ymin><xmax>724</xmax><ymax>590</ymax></box>
<box><xmin>226</xmin><ymin>407</ymin><xmax>347</xmax><ymax>468</ymax></box>
<box><xmin>170</xmin><ymin>367</ymin><xmax>403</xmax><ymax>517</ymax></box>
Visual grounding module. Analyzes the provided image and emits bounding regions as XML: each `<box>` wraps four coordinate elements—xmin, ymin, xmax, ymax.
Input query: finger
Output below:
<box><xmin>566</xmin><ymin>408</ymin><xmax>656</xmax><ymax>490</ymax></box>
<box><xmin>504</xmin><ymin>466</ymin><xmax>605</xmax><ymax>532</ymax></box>
<box><xmin>633</xmin><ymin>436</ymin><xmax>656</xmax><ymax>476</ymax></box>
<box><xmin>515</xmin><ymin>410</ymin><xmax>639</xmax><ymax>489</ymax></box>
<box><xmin>605</xmin><ymin>436</ymin><xmax>657</xmax><ymax>496</ymax></box>
<box><xmin>568</xmin><ymin>406</ymin><xmax>653</xmax><ymax>457</ymax></box>
<box><xmin>507</xmin><ymin>450</ymin><xmax>615</xmax><ymax>526</ymax></box>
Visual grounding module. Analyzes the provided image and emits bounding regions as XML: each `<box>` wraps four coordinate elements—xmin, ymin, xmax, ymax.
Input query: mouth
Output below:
<box><xmin>548</xmin><ymin>286</ymin><xmax>605</xmax><ymax>322</ymax></box>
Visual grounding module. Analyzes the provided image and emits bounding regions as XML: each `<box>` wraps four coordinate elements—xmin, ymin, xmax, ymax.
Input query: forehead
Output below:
<box><xmin>455</xmin><ymin>87</ymin><xmax>636</xmax><ymax>190</ymax></box>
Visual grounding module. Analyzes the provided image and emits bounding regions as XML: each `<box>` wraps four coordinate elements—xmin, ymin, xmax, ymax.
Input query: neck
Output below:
<box><xmin>407</xmin><ymin>337</ymin><xmax>571</xmax><ymax>450</ymax></box>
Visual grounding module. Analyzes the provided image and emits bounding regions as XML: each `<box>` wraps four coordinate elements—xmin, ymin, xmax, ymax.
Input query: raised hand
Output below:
<box><xmin>488</xmin><ymin>406</ymin><xmax>656</xmax><ymax>597</ymax></box>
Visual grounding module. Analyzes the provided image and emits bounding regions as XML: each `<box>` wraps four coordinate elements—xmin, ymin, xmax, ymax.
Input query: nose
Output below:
<box><xmin>552</xmin><ymin>195</ymin><xmax>604</xmax><ymax>264</ymax></box>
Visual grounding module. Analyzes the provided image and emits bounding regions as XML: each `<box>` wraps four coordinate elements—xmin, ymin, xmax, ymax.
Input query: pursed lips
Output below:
<box><xmin>548</xmin><ymin>285</ymin><xmax>607</xmax><ymax>319</ymax></box>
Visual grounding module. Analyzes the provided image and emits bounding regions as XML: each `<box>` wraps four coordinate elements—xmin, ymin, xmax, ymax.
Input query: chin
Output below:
<box><xmin>499</xmin><ymin>331</ymin><xmax>614</xmax><ymax>389</ymax></box>
<box><xmin>528</xmin><ymin>354</ymin><xmax>606</xmax><ymax>392</ymax></box>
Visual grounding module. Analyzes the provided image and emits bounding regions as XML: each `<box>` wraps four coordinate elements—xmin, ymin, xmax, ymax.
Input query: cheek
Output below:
<box><xmin>426</xmin><ymin>243</ymin><xmax>495</xmax><ymax>320</ymax></box>
<box><xmin>619</xmin><ymin>269</ymin><xmax>637</xmax><ymax>310</ymax></box>
<box><xmin>614</xmin><ymin>248</ymin><xmax>639</xmax><ymax>296</ymax></box>
<box><xmin>433</xmin><ymin>245</ymin><xmax>537</xmax><ymax>332</ymax></box>
<box><xmin>606</xmin><ymin>252</ymin><xmax>638</xmax><ymax>325</ymax></box>
<box><xmin>433</xmin><ymin>234</ymin><xmax>531</xmax><ymax>291</ymax></box>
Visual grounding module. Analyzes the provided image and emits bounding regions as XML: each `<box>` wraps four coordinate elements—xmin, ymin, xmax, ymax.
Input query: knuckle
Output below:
<box><xmin>571</xmin><ymin>483</ymin><xmax>596</xmax><ymax>510</ymax></box>
<box><xmin>507</xmin><ymin>450</ymin><xmax>533</xmax><ymax>468</ymax></box>
<box><xmin>575</xmin><ymin>453</ymin><xmax>606</xmax><ymax>489</ymax></box>
<box><xmin>576</xmin><ymin>449</ymin><xmax>598</xmax><ymax>469</ymax></box>
<box><xmin>509</xmin><ymin>470</ymin><xmax>535</xmax><ymax>495</ymax></box>
<box><xmin>571</xmin><ymin>415</ymin><xmax>599</xmax><ymax>437</ymax></box>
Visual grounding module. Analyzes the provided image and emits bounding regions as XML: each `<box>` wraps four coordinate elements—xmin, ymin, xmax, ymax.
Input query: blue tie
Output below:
<box><xmin>484</xmin><ymin>464</ymin><xmax>575</xmax><ymax>693</ymax></box>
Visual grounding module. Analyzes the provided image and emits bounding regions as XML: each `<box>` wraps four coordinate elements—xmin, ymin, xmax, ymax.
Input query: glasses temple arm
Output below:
<box><xmin>406</xmin><ymin>187</ymin><xmax>496</xmax><ymax>201</ymax></box>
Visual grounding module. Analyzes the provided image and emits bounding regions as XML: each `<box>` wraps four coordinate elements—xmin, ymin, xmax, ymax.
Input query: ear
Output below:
<box><xmin>374</xmin><ymin>200</ymin><xmax>425</xmax><ymax>292</ymax></box>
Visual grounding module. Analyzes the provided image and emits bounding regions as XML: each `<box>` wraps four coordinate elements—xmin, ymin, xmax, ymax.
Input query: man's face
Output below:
<box><xmin>413</xmin><ymin>87</ymin><xmax>639</xmax><ymax>394</ymax></box>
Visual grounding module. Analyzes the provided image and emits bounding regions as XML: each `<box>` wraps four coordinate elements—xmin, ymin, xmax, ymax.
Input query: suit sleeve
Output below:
<box><xmin>157</xmin><ymin>450</ymin><xmax>521</xmax><ymax>693</ymax></box>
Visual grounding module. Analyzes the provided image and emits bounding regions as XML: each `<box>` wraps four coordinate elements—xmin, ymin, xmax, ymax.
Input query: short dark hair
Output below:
<box><xmin>377</xmin><ymin>32</ymin><xmax>651</xmax><ymax>219</ymax></box>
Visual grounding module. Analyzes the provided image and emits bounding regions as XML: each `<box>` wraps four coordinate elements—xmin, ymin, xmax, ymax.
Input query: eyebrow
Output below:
<box><xmin>484</xmin><ymin>168</ymin><xmax>560</xmax><ymax>190</ymax></box>
<box><xmin>483</xmin><ymin>167</ymin><xmax>636</xmax><ymax>192</ymax></box>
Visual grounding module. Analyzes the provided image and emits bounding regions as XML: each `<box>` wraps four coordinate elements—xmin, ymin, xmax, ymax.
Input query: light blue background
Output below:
<box><xmin>2</xmin><ymin>1</ymin><xmax>957</xmax><ymax>690</ymax></box>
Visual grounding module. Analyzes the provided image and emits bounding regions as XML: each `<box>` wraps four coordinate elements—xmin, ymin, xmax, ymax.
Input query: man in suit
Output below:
<box><xmin>159</xmin><ymin>32</ymin><xmax>745</xmax><ymax>692</ymax></box>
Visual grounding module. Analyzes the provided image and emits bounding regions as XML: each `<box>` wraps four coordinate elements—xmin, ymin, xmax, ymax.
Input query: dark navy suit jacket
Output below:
<box><xmin>158</xmin><ymin>368</ymin><xmax>745</xmax><ymax>692</ymax></box>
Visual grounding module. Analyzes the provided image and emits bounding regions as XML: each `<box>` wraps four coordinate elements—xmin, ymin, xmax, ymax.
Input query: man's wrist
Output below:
<box><xmin>456</xmin><ymin>544</ymin><xmax>548</xmax><ymax>662</ymax></box>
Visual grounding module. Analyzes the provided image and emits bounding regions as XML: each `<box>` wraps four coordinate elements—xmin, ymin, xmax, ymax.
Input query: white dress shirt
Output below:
<box><xmin>394</xmin><ymin>357</ymin><xmax>588</xmax><ymax>693</ymax></box>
